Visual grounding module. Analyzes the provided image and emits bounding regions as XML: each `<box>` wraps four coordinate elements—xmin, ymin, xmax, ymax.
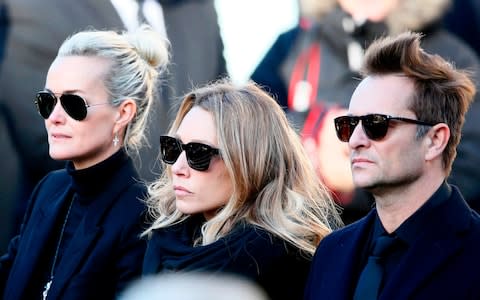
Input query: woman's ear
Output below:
<box><xmin>424</xmin><ymin>123</ymin><xmax>450</xmax><ymax>162</ymax></box>
<box><xmin>113</xmin><ymin>99</ymin><xmax>137</xmax><ymax>133</ymax></box>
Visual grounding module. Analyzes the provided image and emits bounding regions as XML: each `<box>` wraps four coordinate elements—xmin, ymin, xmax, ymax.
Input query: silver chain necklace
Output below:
<box><xmin>42</xmin><ymin>197</ymin><xmax>75</xmax><ymax>300</ymax></box>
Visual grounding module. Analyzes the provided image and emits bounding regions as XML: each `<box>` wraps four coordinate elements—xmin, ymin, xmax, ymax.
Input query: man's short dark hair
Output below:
<box><xmin>361</xmin><ymin>31</ymin><xmax>476</xmax><ymax>174</ymax></box>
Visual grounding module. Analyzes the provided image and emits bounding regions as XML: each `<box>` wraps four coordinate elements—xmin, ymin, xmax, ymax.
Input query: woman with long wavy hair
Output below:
<box><xmin>142</xmin><ymin>79</ymin><xmax>342</xmax><ymax>299</ymax></box>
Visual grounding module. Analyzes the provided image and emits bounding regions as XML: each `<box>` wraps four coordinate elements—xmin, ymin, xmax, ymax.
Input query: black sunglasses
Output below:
<box><xmin>334</xmin><ymin>113</ymin><xmax>436</xmax><ymax>142</ymax></box>
<box><xmin>159</xmin><ymin>135</ymin><xmax>220</xmax><ymax>171</ymax></box>
<box><xmin>35</xmin><ymin>90</ymin><xmax>110</xmax><ymax>121</ymax></box>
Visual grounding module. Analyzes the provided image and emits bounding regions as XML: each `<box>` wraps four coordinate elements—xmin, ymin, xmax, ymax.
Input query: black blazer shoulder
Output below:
<box><xmin>1</xmin><ymin>158</ymin><xmax>148</xmax><ymax>300</ymax></box>
<box><xmin>305</xmin><ymin>185</ymin><xmax>480</xmax><ymax>300</ymax></box>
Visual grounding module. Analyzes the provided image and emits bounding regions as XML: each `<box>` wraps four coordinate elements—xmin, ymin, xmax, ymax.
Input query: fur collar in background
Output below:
<box><xmin>299</xmin><ymin>0</ymin><xmax>451</xmax><ymax>34</ymax></box>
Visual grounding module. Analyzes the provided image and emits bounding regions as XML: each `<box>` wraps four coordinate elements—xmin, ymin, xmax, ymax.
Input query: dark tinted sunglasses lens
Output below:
<box><xmin>335</xmin><ymin>117</ymin><xmax>355</xmax><ymax>142</ymax></box>
<box><xmin>160</xmin><ymin>136</ymin><xmax>182</xmax><ymax>164</ymax></box>
<box><xmin>60</xmin><ymin>94</ymin><xmax>87</xmax><ymax>121</ymax></box>
<box><xmin>35</xmin><ymin>92</ymin><xmax>56</xmax><ymax>119</ymax></box>
<box><xmin>363</xmin><ymin>114</ymin><xmax>389</xmax><ymax>140</ymax></box>
<box><xmin>185</xmin><ymin>143</ymin><xmax>215</xmax><ymax>171</ymax></box>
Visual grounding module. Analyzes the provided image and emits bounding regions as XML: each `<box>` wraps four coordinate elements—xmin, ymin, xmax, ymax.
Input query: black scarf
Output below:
<box><xmin>144</xmin><ymin>215</ymin><xmax>289</xmax><ymax>274</ymax></box>
<box><xmin>143</xmin><ymin>215</ymin><xmax>312</xmax><ymax>300</ymax></box>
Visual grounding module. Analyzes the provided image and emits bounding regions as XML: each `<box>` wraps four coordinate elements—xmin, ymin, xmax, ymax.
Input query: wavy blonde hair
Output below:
<box><xmin>144</xmin><ymin>79</ymin><xmax>342</xmax><ymax>256</ymax></box>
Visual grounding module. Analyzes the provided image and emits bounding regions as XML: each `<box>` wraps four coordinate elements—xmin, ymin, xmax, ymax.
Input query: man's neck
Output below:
<box><xmin>373</xmin><ymin>173</ymin><xmax>445</xmax><ymax>233</ymax></box>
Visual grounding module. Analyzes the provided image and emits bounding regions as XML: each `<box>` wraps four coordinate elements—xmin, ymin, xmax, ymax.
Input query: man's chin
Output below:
<box><xmin>353</xmin><ymin>179</ymin><xmax>382</xmax><ymax>194</ymax></box>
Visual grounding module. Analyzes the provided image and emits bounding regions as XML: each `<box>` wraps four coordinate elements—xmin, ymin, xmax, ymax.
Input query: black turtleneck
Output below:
<box><xmin>55</xmin><ymin>149</ymin><xmax>129</xmax><ymax>269</ymax></box>
<box><xmin>67</xmin><ymin>148</ymin><xmax>130</xmax><ymax>203</ymax></box>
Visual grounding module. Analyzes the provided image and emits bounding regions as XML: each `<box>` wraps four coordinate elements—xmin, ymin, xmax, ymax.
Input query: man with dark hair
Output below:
<box><xmin>252</xmin><ymin>0</ymin><xmax>480</xmax><ymax>226</ymax></box>
<box><xmin>304</xmin><ymin>31</ymin><xmax>480</xmax><ymax>300</ymax></box>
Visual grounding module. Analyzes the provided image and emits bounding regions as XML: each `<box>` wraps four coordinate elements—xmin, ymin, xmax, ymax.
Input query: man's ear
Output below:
<box><xmin>424</xmin><ymin>123</ymin><xmax>450</xmax><ymax>161</ymax></box>
<box><xmin>113</xmin><ymin>99</ymin><xmax>137</xmax><ymax>133</ymax></box>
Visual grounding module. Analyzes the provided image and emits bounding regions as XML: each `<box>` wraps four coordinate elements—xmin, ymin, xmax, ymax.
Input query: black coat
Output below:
<box><xmin>0</xmin><ymin>150</ymin><xmax>147</xmax><ymax>300</ymax></box>
<box><xmin>305</xmin><ymin>184</ymin><xmax>480</xmax><ymax>299</ymax></box>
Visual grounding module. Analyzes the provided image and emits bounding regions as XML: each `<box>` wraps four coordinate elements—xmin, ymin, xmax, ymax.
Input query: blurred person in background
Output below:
<box><xmin>0</xmin><ymin>0</ymin><xmax>13</xmax><ymax>261</ymax></box>
<box><xmin>442</xmin><ymin>0</ymin><xmax>480</xmax><ymax>58</ymax></box>
<box><xmin>0</xmin><ymin>0</ymin><xmax>226</xmax><ymax>253</ymax></box>
<box><xmin>251</xmin><ymin>0</ymin><xmax>480</xmax><ymax>223</ymax></box>
<box><xmin>119</xmin><ymin>272</ymin><xmax>269</xmax><ymax>300</ymax></box>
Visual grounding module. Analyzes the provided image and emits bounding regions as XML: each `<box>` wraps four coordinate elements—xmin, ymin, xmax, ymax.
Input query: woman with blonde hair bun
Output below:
<box><xmin>143</xmin><ymin>79</ymin><xmax>342</xmax><ymax>300</ymax></box>
<box><xmin>0</xmin><ymin>25</ymin><xmax>169</xmax><ymax>299</ymax></box>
